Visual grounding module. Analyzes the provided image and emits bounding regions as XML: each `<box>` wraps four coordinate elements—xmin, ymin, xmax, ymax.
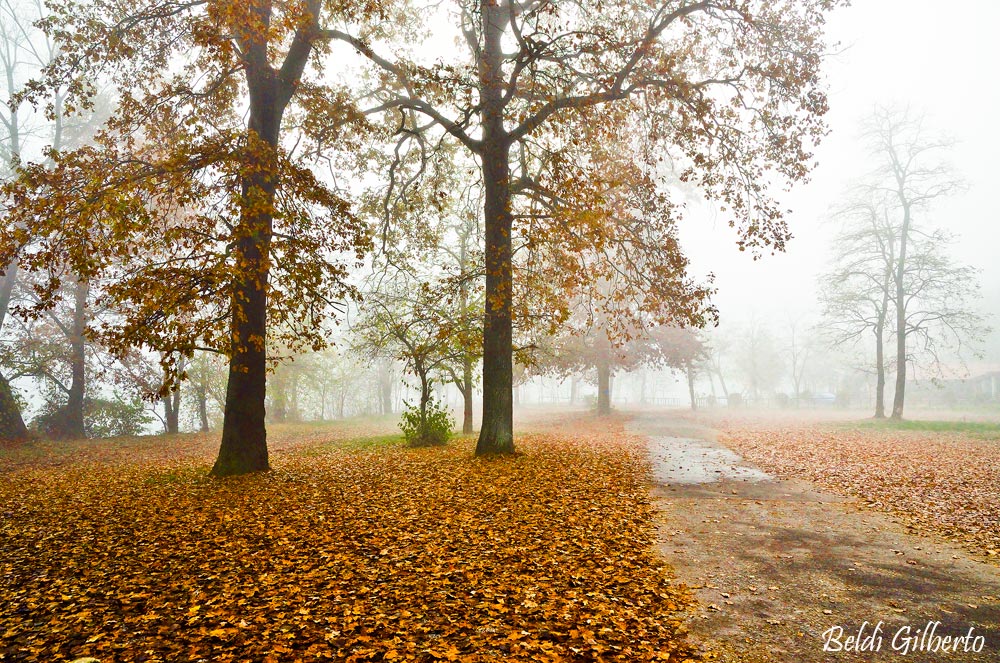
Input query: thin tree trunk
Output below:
<box><xmin>475</xmin><ymin>0</ymin><xmax>515</xmax><ymax>455</ymax></box>
<box><xmin>596</xmin><ymin>360</ymin><xmax>611</xmax><ymax>416</ymax></box>
<box><xmin>891</xmin><ymin>203</ymin><xmax>911</xmax><ymax>420</ymax></box>
<box><xmin>687</xmin><ymin>364</ymin><xmax>697</xmax><ymax>411</ymax></box>
<box><xmin>461</xmin><ymin>355</ymin><xmax>474</xmax><ymax>434</ymax></box>
<box><xmin>874</xmin><ymin>324</ymin><xmax>886</xmax><ymax>418</ymax></box>
<box><xmin>197</xmin><ymin>383</ymin><xmax>210</xmax><ymax>432</ymax></box>
<box><xmin>378</xmin><ymin>360</ymin><xmax>393</xmax><ymax>415</ymax></box>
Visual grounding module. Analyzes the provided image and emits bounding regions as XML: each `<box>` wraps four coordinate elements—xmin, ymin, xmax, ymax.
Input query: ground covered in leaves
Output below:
<box><xmin>713</xmin><ymin>413</ymin><xmax>1000</xmax><ymax>562</ymax></box>
<box><xmin>0</xmin><ymin>416</ymin><xmax>696</xmax><ymax>662</ymax></box>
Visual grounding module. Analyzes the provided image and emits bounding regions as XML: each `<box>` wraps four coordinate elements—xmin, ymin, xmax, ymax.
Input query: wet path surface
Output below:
<box><xmin>632</xmin><ymin>414</ymin><xmax>1000</xmax><ymax>663</ymax></box>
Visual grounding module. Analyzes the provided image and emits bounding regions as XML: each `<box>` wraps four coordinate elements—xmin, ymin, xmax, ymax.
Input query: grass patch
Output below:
<box><xmin>845</xmin><ymin>418</ymin><xmax>1000</xmax><ymax>438</ymax></box>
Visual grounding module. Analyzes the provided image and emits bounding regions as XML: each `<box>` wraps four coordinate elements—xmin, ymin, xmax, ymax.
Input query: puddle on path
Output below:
<box><xmin>648</xmin><ymin>436</ymin><xmax>773</xmax><ymax>485</ymax></box>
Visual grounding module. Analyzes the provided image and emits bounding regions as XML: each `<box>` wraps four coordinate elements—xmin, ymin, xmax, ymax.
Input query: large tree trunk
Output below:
<box><xmin>0</xmin><ymin>371</ymin><xmax>28</xmax><ymax>441</ymax></box>
<box><xmin>162</xmin><ymin>388</ymin><xmax>180</xmax><ymax>434</ymax></box>
<box><xmin>52</xmin><ymin>278</ymin><xmax>88</xmax><ymax>440</ymax></box>
<box><xmin>475</xmin><ymin>1</ymin><xmax>515</xmax><ymax>456</ymax></box>
<box><xmin>213</xmin><ymin>140</ymin><xmax>275</xmax><ymax>475</ymax></box>
<box><xmin>213</xmin><ymin>77</ymin><xmax>279</xmax><ymax>476</ymax></box>
<box><xmin>212</xmin><ymin>0</ymin><xmax>317</xmax><ymax>475</ymax></box>
<box><xmin>0</xmin><ymin>263</ymin><xmax>27</xmax><ymax>441</ymax></box>
<box><xmin>891</xmin><ymin>203</ymin><xmax>911</xmax><ymax>420</ymax></box>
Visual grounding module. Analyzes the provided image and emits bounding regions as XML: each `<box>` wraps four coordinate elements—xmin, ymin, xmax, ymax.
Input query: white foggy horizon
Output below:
<box><xmin>677</xmin><ymin>0</ymin><xmax>1000</xmax><ymax>370</ymax></box>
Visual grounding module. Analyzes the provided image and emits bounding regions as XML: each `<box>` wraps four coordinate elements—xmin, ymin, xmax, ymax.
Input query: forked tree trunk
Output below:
<box><xmin>474</xmin><ymin>0</ymin><xmax>515</xmax><ymax>456</ymax></box>
<box><xmin>212</xmin><ymin>0</ymin><xmax>319</xmax><ymax>476</ymax></box>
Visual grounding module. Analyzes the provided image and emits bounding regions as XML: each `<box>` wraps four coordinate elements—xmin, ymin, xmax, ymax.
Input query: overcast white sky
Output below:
<box><xmin>679</xmin><ymin>0</ymin><xmax>1000</xmax><ymax>334</ymax></box>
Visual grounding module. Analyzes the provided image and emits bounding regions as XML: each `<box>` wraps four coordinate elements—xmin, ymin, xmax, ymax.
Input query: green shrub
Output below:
<box><xmin>399</xmin><ymin>396</ymin><xmax>453</xmax><ymax>447</ymax></box>
<box><xmin>31</xmin><ymin>395</ymin><xmax>153</xmax><ymax>439</ymax></box>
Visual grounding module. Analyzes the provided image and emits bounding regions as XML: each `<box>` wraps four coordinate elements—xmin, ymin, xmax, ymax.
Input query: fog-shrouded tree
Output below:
<box><xmin>1</xmin><ymin>1</ymin><xmax>387</xmax><ymax>473</ymax></box>
<box><xmin>0</xmin><ymin>0</ymin><xmax>68</xmax><ymax>439</ymax></box>
<box><xmin>650</xmin><ymin>326</ymin><xmax>708</xmax><ymax>411</ymax></box>
<box><xmin>819</xmin><ymin>187</ymin><xmax>897</xmax><ymax>417</ymax></box>
<box><xmin>822</xmin><ymin>108</ymin><xmax>986</xmax><ymax>418</ymax></box>
<box><xmin>333</xmin><ymin>0</ymin><xmax>845</xmax><ymax>455</ymax></box>
<box><xmin>865</xmin><ymin>108</ymin><xmax>966</xmax><ymax>419</ymax></box>
<box><xmin>352</xmin><ymin>277</ymin><xmax>465</xmax><ymax>445</ymax></box>
<box><xmin>735</xmin><ymin>317</ymin><xmax>783</xmax><ymax>403</ymax></box>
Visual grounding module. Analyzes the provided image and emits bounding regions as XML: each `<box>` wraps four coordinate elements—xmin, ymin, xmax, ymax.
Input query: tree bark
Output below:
<box><xmin>162</xmin><ymin>388</ymin><xmax>180</xmax><ymax>434</ymax></box>
<box><xmin>687</xmin><ymin>364</ymin><xmax>697</xmax><ymax>411</ymax></box>
<box><xmin>475</xmin><ymin>0</ymin><xmax>515</xmax><ymax>455</ymax></box>
<box><xmin>52</xmin><ymin>277</ymin><xmax>88</xmax><ymax>439</ymax></box>
<box><xmin>213</xmin><ymin>0</ymin><xmax>319</xmax><ymax>474</ymax></box>
<box><xmin>213</xmin><ymin>41</ymin><xmax>280</xmax><ymax>475</ymax></box>
<box><xmin>0</xmin><ymin>263</ymin><xmax>27</xmax><ymax>441</ymax></box>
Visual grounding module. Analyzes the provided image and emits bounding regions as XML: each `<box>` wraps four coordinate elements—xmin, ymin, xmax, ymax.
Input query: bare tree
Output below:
<box><xmin>819</xmin><ymin>188</ymin><xmax>897</xmax><ymax>417</ymax></box>
<box><xmin>821</xmin><ymin>108</ymin><xmax>985</xmax><ymax>418</ymax></box>
<box><xmin>865</xmin><ymin>108</ymin><xmax>968</xmax><ymax>419</ymax></box>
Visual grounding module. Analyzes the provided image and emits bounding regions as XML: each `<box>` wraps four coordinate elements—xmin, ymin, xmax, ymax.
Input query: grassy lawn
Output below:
<box><xmin>845</xmin><ymin>418</ymin><xmax>1000</xmax><ymax>438</ymax></box>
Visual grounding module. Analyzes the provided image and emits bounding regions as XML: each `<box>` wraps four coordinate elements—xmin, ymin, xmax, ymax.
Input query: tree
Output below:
<box><xmin>819</xmin><ymin>188</ymin><xmax>897</xmax><ymax>417</ymax></box>
<box><xmin>650</xmin><ymin>326</ymin><xmax>708</xmax><ymax>411</ymax></box>
<box><xmin>333</xmin><ymin>0</ymin><xmax>844</xmax><ymax>454</ymax></box>
<box><xmin>0</xmin><ymin>0</ymin><xmax>65</xmax><ymax>440</ymax></box>
<box><xmin>352</xmin><ymin>278</ymin><xmax>461</xmax><ymax>445</ymax></box>
<box><xmin>861</xmin><ymin>109</ymin><xmax>961</xmax><ymax>418</ymax></box>
<box><xmin>734</xmin><ymin>317</ymin><xmax>783</xmax><ymax>403</ymax></box>
<box><xmin>822</xmin><ymin>108</ymin><xmax>985</xmax><ymax>419</ymax></box>
<box><xmin>2</xmin><ymin>1</ymin><xmax>378</xmax><ymax>473</ymax></box>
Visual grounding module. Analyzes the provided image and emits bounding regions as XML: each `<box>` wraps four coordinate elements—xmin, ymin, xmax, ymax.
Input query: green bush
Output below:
<box><xmin>399</xmin><ymin>396</ymin><xmax>453</xmax><ymax>447</ymax></box>
<box><xmin>31</xmin><ymin>395</ymin><xmax>153</xmax><ymax>439</ymax></box>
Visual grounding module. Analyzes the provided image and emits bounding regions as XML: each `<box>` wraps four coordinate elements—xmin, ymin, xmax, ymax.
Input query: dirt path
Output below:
<box><xmin>631</xmin><ymin>413</ymin><xmax>1000</xmax><ymax>663</ymax></box>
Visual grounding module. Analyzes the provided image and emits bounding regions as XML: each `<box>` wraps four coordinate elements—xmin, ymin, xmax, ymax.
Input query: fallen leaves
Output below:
<box><xmin>721</xmin><ymin>422</ymin><xmax>1000</xmax><ymax>561</ymax></box>
<box><xmin>0</xmin><ymin>417</ymin><xmax>696</xmax><ymax>661</ymax></box>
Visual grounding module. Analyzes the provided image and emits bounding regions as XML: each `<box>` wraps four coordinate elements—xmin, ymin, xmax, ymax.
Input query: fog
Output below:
<box><xmin>684</xmin><ymin>0</ymin><xmax>1000</xmax><ymax>337</ymax></box>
